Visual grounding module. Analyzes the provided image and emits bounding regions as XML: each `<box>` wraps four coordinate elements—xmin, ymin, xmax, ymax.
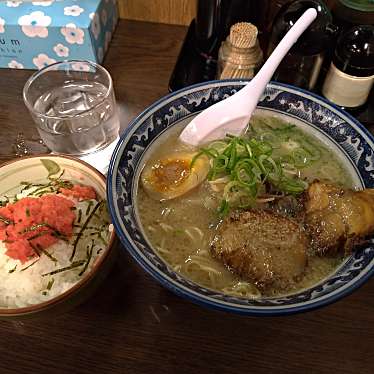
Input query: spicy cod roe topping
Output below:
<box><xmin>59</xmin><ymin>184</ymin><xmax>96</xmax><ymax>200</ymax></box>
<box><xmin>0</xmin><ymin>183</ymin><xmax>97</xmax><ymax>264</ymax></box>
<box><xmin>0</xmin><ymin>195</ymin><xmax>75</xmax><ymax>263</ymax></box>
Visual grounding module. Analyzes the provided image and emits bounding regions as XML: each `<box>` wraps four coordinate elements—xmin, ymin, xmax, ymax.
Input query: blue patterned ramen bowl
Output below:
<box><xmin>107</xmin><ymin>80</ymin><xmax>374</xmax><ymax>315</ymax></box>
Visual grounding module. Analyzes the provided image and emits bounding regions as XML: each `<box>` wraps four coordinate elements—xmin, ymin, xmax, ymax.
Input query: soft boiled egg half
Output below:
<box><xmin>141</xmin><ymin>152</ymin><xmax>210</xmax><ymax>200</ymax></box>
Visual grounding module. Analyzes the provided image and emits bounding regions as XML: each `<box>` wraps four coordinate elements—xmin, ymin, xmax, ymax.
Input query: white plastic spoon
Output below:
<box><xmin>179</xmin><ymin>8</ymin><xmax>318</xmax><ymax>146</ymax></box>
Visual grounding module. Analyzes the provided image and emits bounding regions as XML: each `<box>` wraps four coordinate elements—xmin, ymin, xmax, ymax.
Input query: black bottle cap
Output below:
<box><xmin>334</xmin><ymin>25</ymin><xmax>374</xmax><ymax>77</ymax></box>
<box><xmin>271</xmin><ymin>0</ymin><xmax>337</xmax><ymax>56</ymax></box>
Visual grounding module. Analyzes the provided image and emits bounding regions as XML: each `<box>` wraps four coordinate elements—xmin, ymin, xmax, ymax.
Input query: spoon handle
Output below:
<box><xmin>179</xmin><ymin>8</ymin><xmax>317</xmax><ymax>146</ymax></box>
<box><xmin>242</xmin><ymin>8</ymin><xmax>317</xmax><ymax>109</ymax></box>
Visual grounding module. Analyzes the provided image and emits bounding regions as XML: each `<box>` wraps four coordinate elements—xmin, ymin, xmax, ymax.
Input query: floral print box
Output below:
<box><xmin>0</xmin><ymin>0</ymin><xmax>118</xmax><ymax>70</ymax></box>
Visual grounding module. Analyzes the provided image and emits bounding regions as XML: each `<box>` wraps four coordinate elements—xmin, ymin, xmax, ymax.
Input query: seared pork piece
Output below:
<box><xmin>211</xmin><ymin>210</ymin><xmax>308</xmax><ymax>291</ymax></box>
<box><xmin>271</xmin><ymin>195</ymin><xmax>305</xmax><ymax>219</ymax></box>
<box><xmin>305</xmin><ymin>181</ymin><xmax>374</xmax><ymax>254</ymax></box>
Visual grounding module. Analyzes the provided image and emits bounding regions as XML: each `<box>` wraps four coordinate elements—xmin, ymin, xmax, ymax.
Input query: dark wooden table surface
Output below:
<box><xmin>0</xmin><ymin>20</ymin><xmax>373</xmax><ymax>374</ymax></box>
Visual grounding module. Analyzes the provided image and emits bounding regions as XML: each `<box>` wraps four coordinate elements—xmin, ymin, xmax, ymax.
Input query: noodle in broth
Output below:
<box><xmin>137</xmin><ymin>116</ymin><xmax>352</xmax><ymax>298</ymax></box>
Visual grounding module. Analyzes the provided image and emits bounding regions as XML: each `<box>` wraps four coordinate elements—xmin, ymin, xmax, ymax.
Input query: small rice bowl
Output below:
<box><xmin>0</xmin><ymin>155</ymin><xmax>114</xmax><ymax>312</ymax></box>
<box><xmin>0</xmin><ymin>197</ymin><xmax>112</xmax><ymax>309</ymax></box>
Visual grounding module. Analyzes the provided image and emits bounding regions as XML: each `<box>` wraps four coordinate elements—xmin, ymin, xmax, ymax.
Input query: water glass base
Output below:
<box><xmin>52</xmin><ymin>137</ymin><xmax>119</xmax><ymax>175</ymax></box>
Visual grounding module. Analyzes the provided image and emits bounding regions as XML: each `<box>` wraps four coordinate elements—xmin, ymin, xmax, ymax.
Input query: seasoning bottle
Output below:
<box><xmin>322</xmin><ymin>25</ymin><xmax>374</xmax><ymax>112</ymax></box>
<box><xmin>267</xmin><ymin>0</ymin><xmax>337</xmax><ymax>91</ymax></box>
<box><xmin>317</xmin><ymin>0</ymin><xmax>374</xmax><ymax>90</ymax></box>
<box><xmin>217</xmin><ymin>22</ymin><xmax>263</xmax><ymax>79</ymax></box>
<box><xmin>332</xmin><ymin>0</ymin><xmax>374</xmax><ymax>32</ymax></box>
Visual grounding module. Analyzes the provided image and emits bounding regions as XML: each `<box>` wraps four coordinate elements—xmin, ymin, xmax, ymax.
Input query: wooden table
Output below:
<box><xmin>0</xmin><ymin>20</ymin><xmax>373</xmax><ymax>374</ymax></box>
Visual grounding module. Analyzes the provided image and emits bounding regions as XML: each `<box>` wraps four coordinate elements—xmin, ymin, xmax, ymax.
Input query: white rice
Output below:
<box><xmin>0</xmin><ymin>195</ymin><xmax>111</xmax><ymax>309</ymax></box>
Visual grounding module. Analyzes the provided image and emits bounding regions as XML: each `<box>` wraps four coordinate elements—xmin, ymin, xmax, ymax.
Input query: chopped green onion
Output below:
<box><xmin>54</xmin><ymin>179</ymin><xmax>73</xmax><ymax>190</ymax></box>
<box><xmin>195</xmin><ymin>127</ymin><xmax>311</xmax><ymax>214</ymax></box>
<box><xmin>227</xmin><ymin>140</ymin><xmax>237</xmax><ymax>170</ymax></box>
<box><xmin>278</xmin><ymin>177</ymin><xmax>308</xmax><ymax>194</ymax></box>
<box><xmin>273</xmin><ymin>124</ymin><xmax>296</xmax><ymax>132</ymax></box>
<box><xmin>0</xmin><ymin>215</ymin><xmax>13</xmax><ymax>225</ymax></box>
<box><xmin>212</xmin><ymin>155</ymin><xmax>229</xmax><ymax>173</ymax></box>
<box><xmin>292</xmin><ymin>148</ymin><xmax>312</xmax><ymax>168</ymax></box>
<box><xmin>46</xmin><ymin>278</ymin><xmax>55</xmax><ymax>290</ymax></box>
<box><xmin>20</xmin><ymin>222</ymin><xmax>50</xmax><ymax>234</ymax></box>
<box><xmin>217</xmin><ymin>199</ymin><xmax>229</xmax><ymax>217</ymax></box>
<box><xmin>174</xmin><ymin>229</ymin><xmax>185</xmax><ymax>235</ymax></box>
<box><xmin>209</xmin><ymin>141</ymin><xmax>228</xmax><ymax>153</ymax></box>
<box><xmin>0</xmin><ymin>197</ymin><xmax>9</xmax><ymax>207</ymax></box>
<box><xmin>20</xmin><ymin>183</ymin><xmax>32</xmax><ymax>193</ymax></box>
<box><xmin>190</xmin><ymin>149</ymin><xmax>215</xmax><ymax>170</ymax></box>
<box><xmin>190</xmin><ymin>151</ymin><xmax>204</xmax><ymax>170</ymax></box>
<box><xmin>8</xmin><ymin>265</ymin><xmax>17</xmax><ymax>274</ymax></box>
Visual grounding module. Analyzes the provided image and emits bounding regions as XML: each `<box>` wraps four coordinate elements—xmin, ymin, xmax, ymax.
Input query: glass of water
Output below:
<box><xmin>23</xmin><ymin>60</ymin><xmax>120</xmax><ymax>173</ymax></box>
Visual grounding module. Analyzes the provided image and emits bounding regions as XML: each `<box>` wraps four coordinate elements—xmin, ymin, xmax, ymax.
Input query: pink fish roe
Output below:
<box><xmin>0</xmin><ymin>195</ymin><xmax>76</xmax><ymax>263</ymax></box>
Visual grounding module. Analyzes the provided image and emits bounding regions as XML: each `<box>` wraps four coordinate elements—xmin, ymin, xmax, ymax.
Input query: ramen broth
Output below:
<box><xmin>137</xmin><ymin>116</ymin><xmax>352</xmax><ymax>298</ymax></box>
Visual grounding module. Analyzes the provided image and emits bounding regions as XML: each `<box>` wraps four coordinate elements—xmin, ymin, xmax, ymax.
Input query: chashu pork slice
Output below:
<box><xmin>305</xmin><ymin>181</ymin><xmax>374</xmax><ymax>254</ymax></box>
<box><xmin>211</xmin><ymin>210</ymin><xmax>308</xmax><ymax>291</ymax></box>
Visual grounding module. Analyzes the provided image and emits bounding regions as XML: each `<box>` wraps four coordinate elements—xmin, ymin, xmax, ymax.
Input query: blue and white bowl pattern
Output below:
<box><xmin>107</xmin><ymin>80</ymin><xmax>374</xmax><ymax>315</ymax></box>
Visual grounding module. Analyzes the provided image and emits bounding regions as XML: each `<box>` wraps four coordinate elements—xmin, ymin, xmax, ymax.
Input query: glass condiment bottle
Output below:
<box><xmin>322</xmin><ymin>25</ymin><xmax>374</xmax><ymax>113</ymax></box>
<box><xmin>267</xmin><ymin>0</ymin><xmax>338</xmax><ymax>91</ymax></box>
<box><xmin>332</xmin><ymin>0</ymin><xmax>374</xmax><ymax>32</ymax></box>
<box><xmin>317</xmin><ymin>0</ymin><xmax>374</xmax><ymax>91</ymax></box>
<box><xmin>217</xmin><ymin>22</ymin><xmax>263</xmax><ymax>79</ymax></box>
